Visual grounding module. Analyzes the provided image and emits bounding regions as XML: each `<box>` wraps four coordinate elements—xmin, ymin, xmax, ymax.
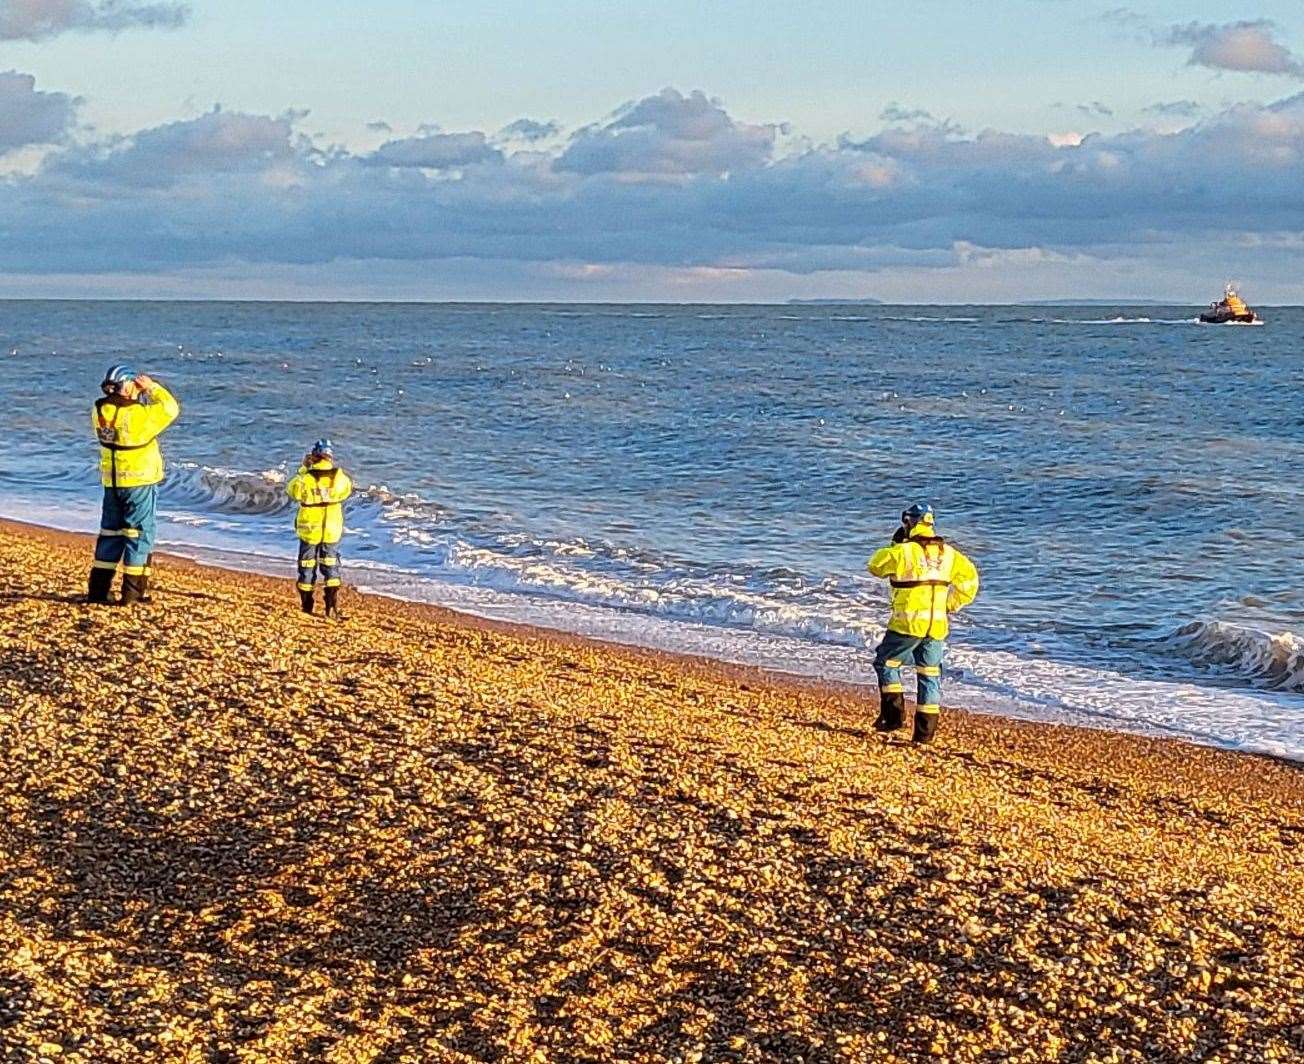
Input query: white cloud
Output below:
<box><xmin>366</xmin><ymin>131</ymin><xmax>502</xmax><ymax>169</ymax></box>
<box><xmin>880</xmin><ymin>103</ymin><xmax>934</xmax><ymax>124</ymax></box>
<box><xmin>0</xmin><ymin>0</ymin><xmax>187</xmax><ymax>41</ymax></box>
<box><xmin>1076</xmin><ymin>101</ymin><xmax>1113</xmax><ymax>118</ymax></box>
<box><xmin>5</xmin><ymin>85</ymin><xmax>1304</xmax><ymax>297</ymax></box>
<box><xmin>50</xmin><ymin>107</ymin><xmax>307</xmax><ymax>187</ymax></box>
<box><xmin>557</xmin><ymin>88</ymin><xmax>775</xmax><ymax>177</ymax></box>
<box><xmin>498</xmin><ymin>118</ymin><xmax>561</xmax><ymax>143</ymax></box>
<box><xmin>1163</xmin><ymin>19</ymin><xmax>1304</xmax><ymax>77</ymax></box>
<box><xmin>0</xmin><ymin>70</ymin><xmax>77</xmax><ymax>152</ymax></box>
<box><xmin>1143</xmin><ymin>100</ymin><xmax>1202</xmax><ymax>118</ymax></box>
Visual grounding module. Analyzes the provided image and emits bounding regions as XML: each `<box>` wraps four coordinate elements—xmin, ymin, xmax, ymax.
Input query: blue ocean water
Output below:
<box><xmin>4</xmin><ymin>301</ymin><xmax>1302</xmax><ymax>756</ymax></box>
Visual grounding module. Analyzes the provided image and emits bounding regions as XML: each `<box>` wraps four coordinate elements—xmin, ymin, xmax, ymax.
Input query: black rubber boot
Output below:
<box><xmin>299</xmin><ymin>590</ymin><xmax>315</xmax><ymax>615</ymax></box>
<box><xmin>873</xmin><ymin>691</ymin><xmax>906</xmax><ymax>732</ymax></box>
<box><xmin>323</xmin><ymin>586</ymin><xmax>342</xmax><ymax>619</ymax></box>
<box><xmin>87</xmin><ymin>567</ymin><xmax>115</xmax><ymax>604</ymax></box>
<box><xmin>912</xmin><ymin>709</ymin><xmax>940</xmax><ymax>745</ymax></box>
<box><xmin>139</xmin><ymin>556</ymin><xmax>154</xmax><ymax>603</ymax></box>
<box><xmin>120</xmin><ymin>573</ymin><xmax>147</xmax><ymax>606</ymax></box>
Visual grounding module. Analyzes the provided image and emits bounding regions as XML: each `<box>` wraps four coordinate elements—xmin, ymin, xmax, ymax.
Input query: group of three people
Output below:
<box><xmin>89</xmin><ymin>364</ymin><xmax>353</xmax><ymax>617</ymax></box>
<box><xmin>86</xmin><ymin>363</ymin><xmax>980</xmax><ymax>743</ymax></box>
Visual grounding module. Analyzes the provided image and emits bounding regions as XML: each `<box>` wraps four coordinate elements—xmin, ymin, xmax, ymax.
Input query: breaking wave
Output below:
<box><xmin>1161</xmin><ymin>620</ymin><xmax>1304</xmax><ymax>693</ymax></box>
<box><xmin>166</xmin><ymin>463</ymin><xmax>294</xmax><ymax>517</ymax></box>
<box><xmin>155</xmin><ymin>464</ymin><xmax>1304</xmax><ymax>698</ymax></box>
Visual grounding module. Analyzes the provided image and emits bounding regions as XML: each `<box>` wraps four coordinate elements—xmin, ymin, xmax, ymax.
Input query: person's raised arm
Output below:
<box><xmin>867</xmin><ymin>541</ymin><xmax>899</xmax><ymax>578</ymax></box>
<box><xmin>334</xmin><ymin>469</ymin><xmax>354</xmax><ymax>501</ymax></box>
<box><xmin>948</xmin><ymin>550</ymin><xmax>980</xmax><ymax>612</ymax></box>
<box><xmin>133</xmin><ymin>374</ymin><xmax>180</xmax><ymax>431</ymax></box>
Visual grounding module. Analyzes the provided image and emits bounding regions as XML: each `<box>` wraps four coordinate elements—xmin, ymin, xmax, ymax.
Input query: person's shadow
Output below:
<box><xmin>0</xmin><ymin>591</ymin><xmax>86</xmax><ymax>605</ymax></box>
<box><xmin>0</xmin><ymin>588</ymin><xmax>224</xmax><ymax>605</ymax></box>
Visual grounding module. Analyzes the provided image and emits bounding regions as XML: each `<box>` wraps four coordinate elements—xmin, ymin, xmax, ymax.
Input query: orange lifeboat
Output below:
<box><xmin>1200</xmin><ymin>283</ymin><xmax>1260</xmax><ymax>324</ymax></box>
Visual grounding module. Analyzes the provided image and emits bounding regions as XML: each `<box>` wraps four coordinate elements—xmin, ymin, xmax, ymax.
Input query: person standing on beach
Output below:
<box><xmin>866</xmin><ymin>502</ymin><xmax>980</xmax><ymax>744</ymax></box>
<box><xmin>286</xmin><ymin>439</ymin><xmax>353</xmax><ymax>617</ymax></box>
<box><xmin>89</xmin><ymin>365</ymin><xmax>181</xmax><ymax>605</ymax></box>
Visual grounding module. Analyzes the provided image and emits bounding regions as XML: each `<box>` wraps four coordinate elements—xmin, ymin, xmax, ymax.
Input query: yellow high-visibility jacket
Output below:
<box><xmin>92</xmin><ymin>384</ymin><xmax>181</xmax><ymax>488</ymax></box>
<box><xmin>287</xmin><ymin>460</ymin><xmax>354</xmax><ymax>545</ymax></box>
<box><xmin>867</xmin><ymin>526</ymin><xmax>980</xmax><ymax>639</ymax></box>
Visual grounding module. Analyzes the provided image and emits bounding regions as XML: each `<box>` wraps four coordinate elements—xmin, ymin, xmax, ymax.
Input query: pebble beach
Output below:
<box><xmin>2</xmin><ymin>520</ymin><xmax>1302</xmax><ymax>1063</ymax></box>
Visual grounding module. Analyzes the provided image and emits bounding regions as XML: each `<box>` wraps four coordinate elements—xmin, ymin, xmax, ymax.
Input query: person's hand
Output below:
<box><xmin>133</xmin><ymin>373</ymin><xmax>156</xmax><ymax>393</ymax></box>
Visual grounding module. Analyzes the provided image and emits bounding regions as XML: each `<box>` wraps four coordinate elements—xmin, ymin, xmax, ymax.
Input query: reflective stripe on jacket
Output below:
<box><xmin>287</xmin><ymin>461</ymin><xmax>354</xmax><ymax>544</ymax></box>
<box><xmin>867</xmin><ymin>528</ymin><xmax>980</xmax><ymax>639</ymax></box>
<box><xmin>93</xmin><ymin>384</ymin><xmax>180</xmax><ymax>488</ymax></box>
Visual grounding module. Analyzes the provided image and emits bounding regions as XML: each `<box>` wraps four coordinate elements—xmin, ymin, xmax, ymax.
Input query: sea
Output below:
<box><xmin>4</xmin><ymin>301</ymin><xmax>1301</xmax><ymax>758</ymax></box>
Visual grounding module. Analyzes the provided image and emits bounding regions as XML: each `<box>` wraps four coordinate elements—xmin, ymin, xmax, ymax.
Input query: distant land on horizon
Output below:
<box><xmin>785</xmin><ymin>297</ymin><xmax>1181</xmax><ymax>307</ymax></box>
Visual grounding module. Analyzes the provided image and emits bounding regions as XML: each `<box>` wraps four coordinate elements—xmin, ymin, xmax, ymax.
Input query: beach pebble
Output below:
<box><xmin>0</xmin><ymin>525</ymin><xmax>1300</xmax><ymax>1062</ymax></box>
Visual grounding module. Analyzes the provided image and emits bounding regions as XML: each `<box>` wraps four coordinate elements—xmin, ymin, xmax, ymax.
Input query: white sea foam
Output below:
<box><xmin>6</xmin><ymin>476</ymin><xmax>1301</xmax><ymax>759</ymax></box>
<box><xmin>880</xmin><ymin>315</ymin><xmax>981</xmax><ymax>323</ymax></box>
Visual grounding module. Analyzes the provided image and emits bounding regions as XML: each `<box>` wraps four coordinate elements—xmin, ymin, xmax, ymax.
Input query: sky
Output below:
<box><xmin>3</xmin><ymin>1</ymin><xmax>1304</xmax><ymax>301</ymax></box>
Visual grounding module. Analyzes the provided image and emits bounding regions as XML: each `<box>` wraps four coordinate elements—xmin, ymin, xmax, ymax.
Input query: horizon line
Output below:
<box><xmin>2</xmin><ymin>297</ymin><xmax>1289</xmax><ymax>307</ymax></box>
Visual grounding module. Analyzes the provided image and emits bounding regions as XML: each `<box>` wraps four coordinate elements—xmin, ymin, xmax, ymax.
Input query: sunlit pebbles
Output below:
<box><xmin>1</xmin><ymin>524</ymin><xmax>1302</xmax><ymax>1062</ymax></box>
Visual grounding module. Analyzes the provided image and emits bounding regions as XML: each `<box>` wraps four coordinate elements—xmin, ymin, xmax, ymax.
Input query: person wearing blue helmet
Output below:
<box><xmin>286</xmin><ymin>438</ymin><xmax>354</xmax><ymax>617</ymax></box>
<box><xmin>865</xmin><ymin>502</ymin><xmax>980</xmax><ymax>744</ymax></box>
<box><xmin>88</xmin><ymin>363</ymin><xmax>181</xmax><ymax>605</ymax></box>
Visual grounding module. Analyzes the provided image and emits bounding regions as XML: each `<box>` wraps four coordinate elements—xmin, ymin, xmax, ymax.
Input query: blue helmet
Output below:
<box><xmin>901</xmin><ymin>501</ymin><xmax>935</xmax><ymax>527</ymax></box>
<box><xmin>311</xmin><ymin>437</ymin><xmax>334</xmax><ymax>458</ymax></box>
<box><xmin>101</xmin><ymin>363</ymin><xmax>135</xmax><ymax>391</ymax></box>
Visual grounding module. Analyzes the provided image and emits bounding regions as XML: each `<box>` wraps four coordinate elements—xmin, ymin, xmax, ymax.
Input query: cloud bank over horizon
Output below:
<box><xmin>4</xmin><ymin>77</ymin><xmax>1304</xmax><ymax>301</ymax></box>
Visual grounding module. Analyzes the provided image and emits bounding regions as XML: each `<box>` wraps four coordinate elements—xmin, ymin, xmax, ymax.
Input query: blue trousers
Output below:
<box><xmin>93</xmin><ymin>486</ymin><xmax>158</xmax><ymax>577</ymax></box>
<box><xmin>297</xmin><ymin>539</ymin><xmax>341</xmax><ymax>592</ymax></box>
<box><xmin>874</xmin><ymin>630</ymin><xmax>945</xmax><ymax>715</ymax></box>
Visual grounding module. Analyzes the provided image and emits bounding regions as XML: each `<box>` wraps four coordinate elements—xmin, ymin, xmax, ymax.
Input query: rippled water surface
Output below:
<box><xmin>4</xmin><ymin>301</ymin><xmax>1302</xmax><ymax>755</ymax></box>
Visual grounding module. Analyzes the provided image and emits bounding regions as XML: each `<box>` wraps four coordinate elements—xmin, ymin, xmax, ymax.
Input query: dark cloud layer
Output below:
<box><xmin>4</xmin><ymin>82</ymin><xmax>1304</xmax><ymax>290</ymax></box>
<box><xmin>0</xmin><ymin>0</ymin><xmax>187</xmax><ymax>41</ymax></box>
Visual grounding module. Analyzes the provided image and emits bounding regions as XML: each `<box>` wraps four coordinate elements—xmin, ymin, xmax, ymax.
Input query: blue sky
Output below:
<box><xmin>16</xmin><ymin>1</ymin><xmax>1304</xmax><ymax>142</ymax></box>
<box><xmin>4</xmin><ymin>1</ymin><xmax>1304</xmax><ymax>300</ymax></box>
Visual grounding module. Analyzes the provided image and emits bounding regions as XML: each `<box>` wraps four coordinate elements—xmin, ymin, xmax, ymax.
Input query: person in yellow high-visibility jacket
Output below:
<box><xmin>866</xmin><ymin>502</ymin><xmax>980</xmax><ymax>744</ymax></box>
<box><xmin>286</xmin><ymin>438</ymin><xmax>353</xmax><ymax>617</ymax></box>
<box><xmin>89</xmin><ymin>364</ymin><xmax>181</xmax><ymax>605</ymax></box>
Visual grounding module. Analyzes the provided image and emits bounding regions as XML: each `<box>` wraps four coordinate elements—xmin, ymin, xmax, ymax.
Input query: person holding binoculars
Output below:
<box><xmin>88</xmin><ymin>364</ymin><xmax>181</xmax><ymax>605</ymax></box>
